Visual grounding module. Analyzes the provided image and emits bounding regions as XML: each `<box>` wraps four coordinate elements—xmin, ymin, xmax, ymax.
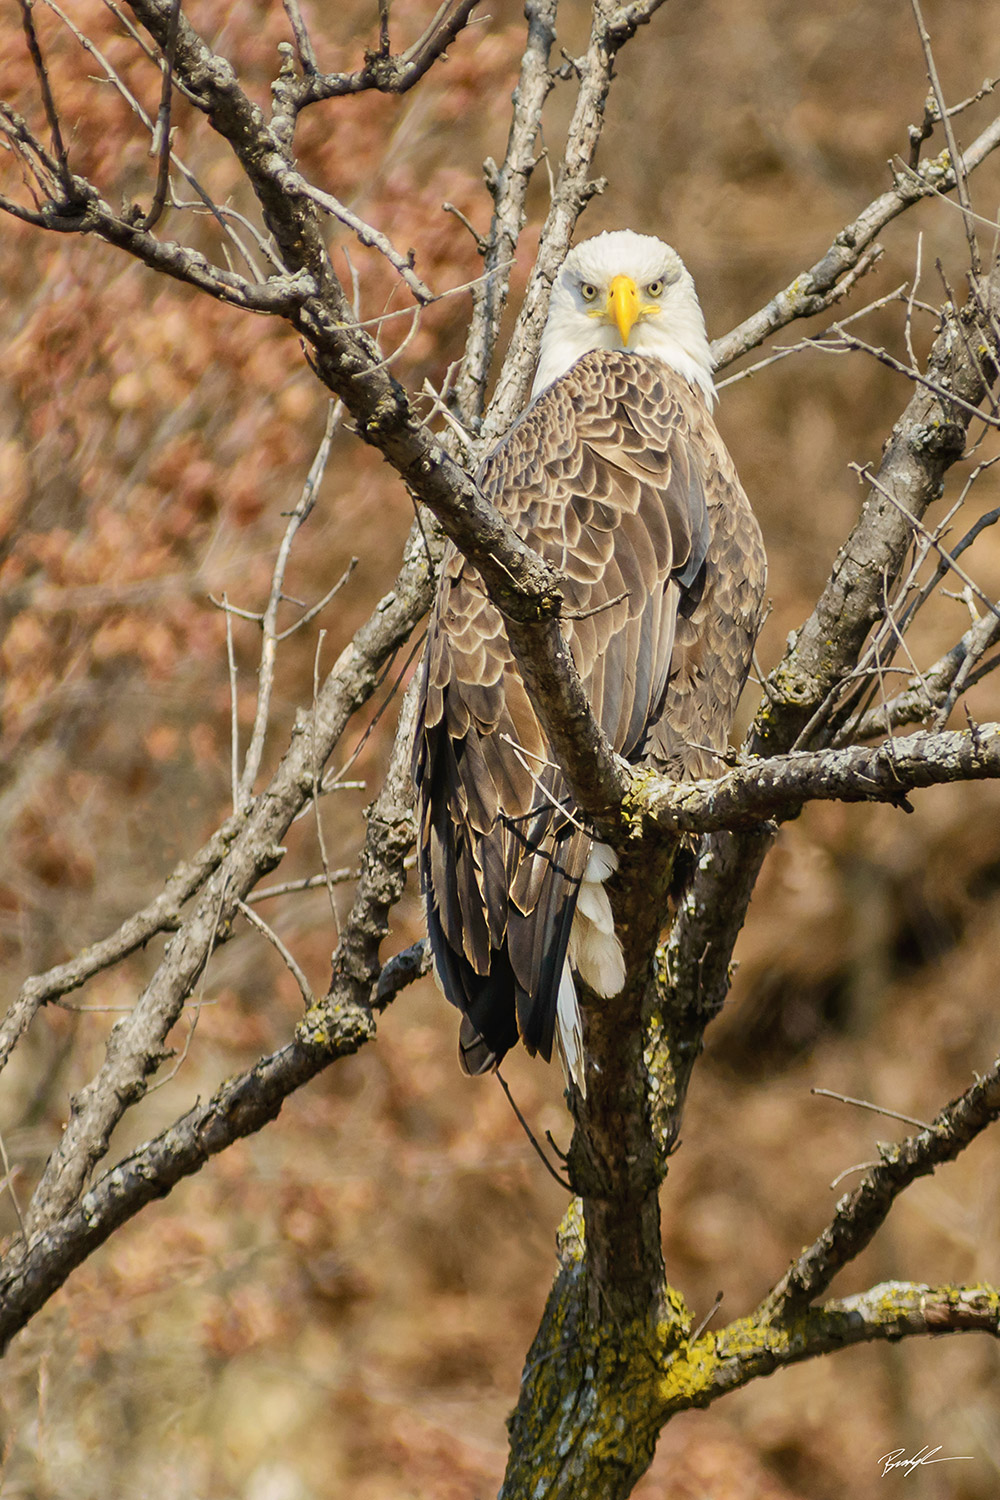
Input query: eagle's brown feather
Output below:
<box><xmin>413</xmin><ymin>348</ymin><xmax>765</xmax><ymax>1072</ymax></box>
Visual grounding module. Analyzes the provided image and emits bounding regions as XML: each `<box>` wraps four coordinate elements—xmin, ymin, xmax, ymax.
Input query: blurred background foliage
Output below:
<box><xmin>2</xmin><ymin>0</ymin><xmax>1000</xmax><ymax>1495</ymax></box>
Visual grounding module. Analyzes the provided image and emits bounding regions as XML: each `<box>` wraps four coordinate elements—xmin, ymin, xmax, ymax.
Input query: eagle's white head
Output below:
<box><xmin>530</xmin><ymin>229</ymin><xmax>715</xmax><ymax>406</ymax></box>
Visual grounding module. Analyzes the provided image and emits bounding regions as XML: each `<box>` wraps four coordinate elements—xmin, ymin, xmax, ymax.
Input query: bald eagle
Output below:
<box><xmin>413</xmin><ymin>230</ymin><xmax>765</xmax><ymax>1090</ymax></box>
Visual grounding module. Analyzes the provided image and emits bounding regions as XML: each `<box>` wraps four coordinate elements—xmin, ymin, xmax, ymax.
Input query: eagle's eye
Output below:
<box><xmin>580</xmin><ymin>283</ymin><xmax>599</xmax><ymax>302</ymax></box>
<box><xmin>646</xmin><ymin>279</ymin><xmax>664</xmax><ymax>297</ymax></box>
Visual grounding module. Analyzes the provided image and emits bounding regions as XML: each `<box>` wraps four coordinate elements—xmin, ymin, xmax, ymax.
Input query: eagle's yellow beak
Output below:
<box><xmin>607</xmin><ymin>274</ymin><xmax>640</xmax><ymax>344</ymax></box>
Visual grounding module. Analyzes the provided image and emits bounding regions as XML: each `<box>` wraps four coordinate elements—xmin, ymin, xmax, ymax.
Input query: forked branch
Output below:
<box><xmin>758</xmin><ymin>1051</ymin><xmax>1000</xmax><ymax>1321</ymax></box>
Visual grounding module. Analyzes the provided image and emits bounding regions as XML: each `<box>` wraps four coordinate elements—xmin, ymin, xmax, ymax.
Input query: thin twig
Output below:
<box><xmin>247</xmin><ymin>868</ymin><xmax>358</xmax><ymax>903</ymax></box>
<box><xmin>442</xmin><ymin>201</ymin><xmax>487</xmax><ymax>254</ymax></box>
<box><xmin>879</xmin><ymin>568</ymin><xmax>925</xmax><ymax>698</ymax></box>
<box><xmin>147</xmin><ymin>876</ymin><xmax>229</xmax><ymax>1095</ymax></box>
<box><xmin>760</xmin><ymin>1052</ymin><xmax>1000</xmax><ymax>1320</ymax></box>
<box><xmin>892</xmin><ymin>491</ymin><xmax>1000</xmax><ymax>649</ymax></box>
<box><xmin>237</xmin><ymin>900</ymin><xmax>314</xmax><ymax>1006</ymax></box>
<box><xmin>137</xmin><ymin>0</ymin><xmax>182</xmax><ymax>231</ymax></box>
<box><xmin>812</xmin><ymin>1087</ymin><xmax>932</xmax><ymax>1131</ymax></box>
<box><xmin>18</xmin><ymin>0</ymin><xmax>72</xmax><ymax>195</ymax></box>
<box><xmin>853</xmin><ymin>464</ymin><xmax>1000</xmax><ymax>628</ymax></box>
<box><xmin>365</xmin><ymin>303</ymin><xmax>424</xmax><ymax>375</ymax></box>
<box><xmin>689</xmin><ymin>1291</ymin><xmax>724</xmax><ymax>1343</ymax></box>
<box><xmin>168</xmin><ymin>198</ymin><xmax>282</xmax><ymax>272</ymax></box>
<box><xmin>842</xmin><ymin>559</ymin><xmax>942</xmax><ymax>739</ymax></box>
<box><xmin>563</xmin><ymin>590</ymin><xmax>629</xmax><ymax>621</ymax></box>
<box><xmin>908</xmin><ymin>0</ymin><xmax>981</xmax><ymax>276</ymax></box>
<box><xmin>0</xmin><ymin>814</ymin><xmax>240</xmax><ymax>1073</ymax></box>
<box><xmin>311</xmin><ymin>631</ymin><xmax>341</xmax><ymax>938</ymax></box>
<box><xmin>292</xmin><ymin>0</ymin><xmax>481</xmax><ymax>103</ymax></box>
<box><xmin>275</xmin><ymin>558</ymin><xmax>356</xmax><ymax>641</ymax></box>
<box><xmin>931</xmin><ymin>614</ymin><xmax>1000</xmax><ymax>730</ymax></box>
<box><xmin>909</xmin><ymin>76</ymin><xmax>1000</xmax><ymax>165</ymax></box>
<box><xmin>498</xmin><ymin>733</ymin><xmax>592</xmax><ymax>835</ymax></box>
<box><xmin>223</xmin><ymin>593</ymin><xmax>239</xmax><ymax>815</ymax></box>
<box><xmin>282</xmin><ymin>174</ymin><xmax>433</xmax><ymax>303</ymax></box>
<box><xmin>377</xmin><ymin>0</ymin><xmax>391</xmax><ymax>57</ymax></box>
<box><xmin>53</xmin><ymin>998</ymin><xmax>218</xmax><ymax>1013</ymax></box>
<box><xmin>238</xmin><ymin>400</ymin><xmax>342</xmax><ymax>804</ymax></box>
<box><xmin>893</xmin><ymin>157</ymin><xmax>1000</xmax><ymax>240</ymax></box>
<box><xmin>716</xmin><ymin>277</ymin><xmax>906</xmax><ymax>389</ymax></box>
<box><xmin>324</xmin><ymin>632</ymin><xmax>425</xmax><ymax>791</ymax></box>
<box><xmin>420</xmin><ymin>374</ymin><xmax>474</xmax><ymax>450</ymax></box>
<box><xmin>829</xmin><ymin>1160</ymin><xmax>881</xmax><ymax>1190</ymax></box>
<box><xmin>0</xmin><ymin>1128</ymin><xmax>26</xmax><ymax>1240</ymax></box>
<box><xmin>846</xmin><ymin>486</ymin><xmax>975</xmax><ymax>714</ymax></box>
<box><xmin>904</xmin><ymin>232</ymin><xmax>923</xmax><ymax>371</ymax></box>
<box><xmin>210</xmin><ymin>596</ymin><xmax>262</xmax><ymax>624</ymax></box>
<box><xmin>42</xmin><ymin>0</ymin><xmax>267</xmax><ymax>280</ymax></box>
<box><xmin>840</xmin><ymin>608</ymin><xmax>1000</xmax><ymax>741</ymax></box>
<box><xmin>810</xmin><ymin>329</ymin><xmax>1000</xmax><ymax>431</ymax></box>
<box><xmin>712</xmin><ymin>113</ymin><xmax>1000</xmax><ymax>372</ymax></box>
<box><xmin>101</xmin><ymin>0</ymin><xmax>199</xmax><ymax>103</ymax></box>
<box><xmin>496</xmin><ymin>1071</ymin><xmax>573</xmax><ymax>1192</ymax></box>
<box><xmin>282</xmin><ymin>0</ymin><xmax>318</xmax><ymax>74</ymax></box>
<box><xmin>349</xmin><ymin>262</ymin><xmax>516</xmax><ymax>334</ymax></box>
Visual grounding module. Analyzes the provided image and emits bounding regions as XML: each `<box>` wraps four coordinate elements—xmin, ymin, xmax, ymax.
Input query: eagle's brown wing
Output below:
<box><xmin>644</xmin><ymin>400</ymin><xmax>767</xmax><ymax>777</ymax></box>
<box><xmin>414</xmin><ymin>349</ymin><xmax>760</xmax><ymax>1071</ymax></box>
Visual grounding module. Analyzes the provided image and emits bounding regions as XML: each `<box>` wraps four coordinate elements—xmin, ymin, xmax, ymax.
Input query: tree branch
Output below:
<box><xmin>0</xmin><ymin>640</ymin><xmax>423</xmax><ymax>1350</ymax></box>
<box><xmin>843</xmin><ymin>608</ymin><xmax>1000</xmax><ymax>739</ymax></box>
<box><xmin>638</xmin><ymin>723</ymin><xmax>1000</xmax><ymax>835</ymax></box>
<box><xmin>0</xmin><ymin>952</ymin><xmax>392</xmax><ymax>1351</ymax></box>
<box><xmin>0</xmin><ymin>158</ymin><xmax>312</xmax><ymax>312</ymax></box>
<box><xmin>756</xmin><ymin>1050</ymin><xmax>1000</xmax><ymax>1321</ymax></box>
<box><xmin>292</xmin><ymin>0</ymin><xmax>481</xmax><ymax>104</ymax></box>
<box><xmin>908</xmin><ymin>0</ymin><xmax>981</xmax><ymax>277</ymax></box>
<box><xmin>661</xmin><ymin>1282</ymin><xmax>1000</xmax><ymax>1411</ymax></box>
<box><xmin>712</xmin><ymin>113</ymin><xmax>1000</xmax><ymax>371</ymax></box>
<box><xmin>483</xmin><ymin>0</ymin><xmax>661</xmax><ymax>439</ymax></box>
<box><xmin>6</xmin><ymin>9</ymin><xmax>1000</xmax><ymax>1487</ymax></box>
<box><xmin>452</xmin><ymin>0</ymin><xmax>558</xmax><ymax>432</ymax></box>
<box><xmin>8</xmin><ymin>5</ymin><xmax>999</xmax><ymax>892</ymax></box>
<box><xmin>18</xmin><ymin>0</ymin><xmax>73</xmax><ymax>196</ymax></box>
<box><xmin>503</xmin><ymin>245</ymin><xmax>1000</xmax><ymax>1499</ymax></box>
<box><xmin>657</xmin><ymin>261</ymin><xmax>1000</xmax><ymax>1210</ymax></box>
<box><xmin>20</xmin><ymin>530</ymin><xmax>433</xmax><ymax>1237</ymax></box>
<box><xmin>0</xmin><ymin>816</ymin><xmax>242</xmax><ymax>1074</ymax></box>
<box><xmin>282</xmin><ymin>173</ymin><xmax>434</xmax><ymax>304</ymax></box>
<box><xmin>751</xmin><ymin>257</ymin><xmax>1000</xmax><ymax>759</ymax></box>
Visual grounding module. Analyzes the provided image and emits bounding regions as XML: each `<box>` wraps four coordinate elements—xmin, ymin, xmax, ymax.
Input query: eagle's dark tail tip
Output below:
<box><xmin>458</xmin><ymin>1016</ymin><xmax>499</xmax><ymax>1076</ymax></box>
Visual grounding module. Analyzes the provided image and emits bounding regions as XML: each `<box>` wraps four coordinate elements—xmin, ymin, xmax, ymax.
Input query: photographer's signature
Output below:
<box><xmin>880</xmin><ymin>1446</ymin><xmax>973</xmax><ymax>1478</ymax></box>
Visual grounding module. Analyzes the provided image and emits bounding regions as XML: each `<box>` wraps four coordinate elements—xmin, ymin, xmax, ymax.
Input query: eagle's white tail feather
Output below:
<box><xmin>581</xmin><ymin>842</ymin><xmax>617</xmax><ymax>887</ymax></box>
<box><xmin>575</xmin><ymin>878</ymin><xmax>616</xmax><ymax>933</ymax></box>
<box><xmin>555</xmin><ymin>964</ymin><xmax>585</xmax><ymax>1096</ymax></box>
<box><xmin>556</xmin><ymin>844</ymin><xmax>625</xmax><ymax>1096</ymax></box>
<box><xmin>567</xmin><ymin>843</ymin><xmax>626</xmax><ymax>998</ymax></box>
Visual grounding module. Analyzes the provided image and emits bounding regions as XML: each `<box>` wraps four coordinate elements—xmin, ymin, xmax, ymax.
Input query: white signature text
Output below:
<box><xmin>879</xmin><ymin>1446</ymin><xmax>973</xmax><ymax>1478</ymax></box>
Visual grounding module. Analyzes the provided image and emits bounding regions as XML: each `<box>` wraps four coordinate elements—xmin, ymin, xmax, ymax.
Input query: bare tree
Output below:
<box><xmin>2</xmin><ymin>0</ymin><xmax>1000</xmax><ymax>1494</ymax></box>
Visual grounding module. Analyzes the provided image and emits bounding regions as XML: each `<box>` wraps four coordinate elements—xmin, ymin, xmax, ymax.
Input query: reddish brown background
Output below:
<box><xmin>2</xmin><ymin>1</ymin><xmax>1000</xmax><ymax>1495</ymax></box>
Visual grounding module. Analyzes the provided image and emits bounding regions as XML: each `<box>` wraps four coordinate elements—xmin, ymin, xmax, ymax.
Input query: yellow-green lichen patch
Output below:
<box><xmin>661</xmin><ymin>1283</ymin><xmax>693</xmax><ymax>1341</ymax></box>
<box><xmin>621</xmin><ymin>766</ymin><xmax>660</xmax><ymax>837</ymax></box>
<box><xmin>556</xmin><ymin>1199</ymin><xmax>586</xmax><ymax>1266</ymax></box>
<box><xmin>657</xmin><ymin>1332</ymin><xmax>721</xmax><ymax>1408</ymax></box>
